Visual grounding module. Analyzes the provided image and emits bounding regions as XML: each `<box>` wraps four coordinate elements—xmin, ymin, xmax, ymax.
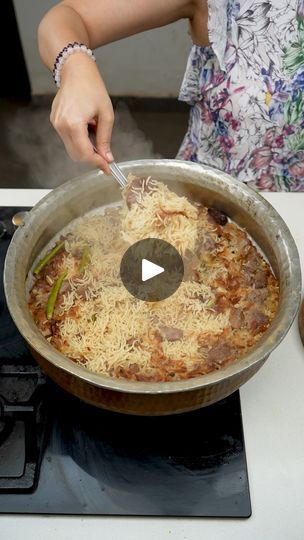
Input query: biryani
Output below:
<box><xmin>28</xmin><ymin>175</ymin><xmax>279</xmax><ymax>382</ymax></box>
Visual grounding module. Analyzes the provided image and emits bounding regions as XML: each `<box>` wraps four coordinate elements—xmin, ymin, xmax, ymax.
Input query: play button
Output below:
<box><xmin>142</xmin><ymin>259</ymin><xmax>164</xmax><ymax>282</ymax></box>
<box><xmin>120</xmin><ymin>238</ymin><xmax>184</xmax><ymax>302</ymax></box>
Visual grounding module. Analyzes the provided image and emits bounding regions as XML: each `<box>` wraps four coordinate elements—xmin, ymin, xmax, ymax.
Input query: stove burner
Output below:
<box><xmin>0</xmin><ymin>362</ymin><xmax>47</xmax><ymax>492</ymax></box>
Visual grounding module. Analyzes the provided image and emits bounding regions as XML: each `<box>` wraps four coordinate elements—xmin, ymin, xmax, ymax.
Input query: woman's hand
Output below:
<box><xmin>50</xmin><ymin>53</ymin><xmax>114</xmax><ymax>173</ymax></box>
<box><xmin>38</xmin><ymin>0</ymin><xmax>198</xmax><ymax>172</ymax></box>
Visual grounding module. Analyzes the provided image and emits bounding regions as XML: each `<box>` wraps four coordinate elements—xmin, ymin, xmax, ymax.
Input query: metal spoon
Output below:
<box><xmin>89</xmin><ymin>130</ymin><xmax>128</xmax><ymax>188</ymax></box>
<box><xmin>108</xmin><ymin>161</ymin><xmax>128</xmax><ymax>188</ymax></box>
<box><xmin>92</xmin><ymin>142</ymin><xmax>128</xmax><ymax>188</ymax></box>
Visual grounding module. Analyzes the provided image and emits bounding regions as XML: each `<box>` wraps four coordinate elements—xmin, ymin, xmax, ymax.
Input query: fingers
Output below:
<box><xmin>96</xmin><ymin>105</ymin><xmax>115</xmax><ymax>170</ymax></box>
<box><xmin>51</xmin><ymin>113</ymin><xmax>109</xmax><ymax>171</ymax></box>
<box><xmin>50</xmin><ymin>93</ymin><xmax>115</xmax><ymax>173</ymax></box>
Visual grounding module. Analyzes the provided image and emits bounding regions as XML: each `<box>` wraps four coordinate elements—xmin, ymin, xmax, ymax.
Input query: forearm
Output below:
<box><xmin>38</xmin><ymin>0</ymin><xmax>195</xmax><ymax>71</ymax></box>
<box><xmin>37</xmin><ymin>0</ymin><xmax>196</xmax><ymax>172</ymax></box>
<box><xmin>38</xmin><ymin>4</ymin><xmax>90</xmax><ymax>70</ymax></box>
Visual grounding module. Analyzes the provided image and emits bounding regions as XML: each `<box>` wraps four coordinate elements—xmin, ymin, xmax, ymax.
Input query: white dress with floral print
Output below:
<box><xmin>177</xmin><ymin>0</ymin><xmax>304</xmax><ymax>191</ymax></box>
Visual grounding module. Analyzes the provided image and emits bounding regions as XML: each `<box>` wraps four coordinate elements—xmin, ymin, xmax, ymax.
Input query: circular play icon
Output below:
<box><xmin>120</xmin><ymin>238</ymin><xmax>184</xmax><ymax>302</ymax></box>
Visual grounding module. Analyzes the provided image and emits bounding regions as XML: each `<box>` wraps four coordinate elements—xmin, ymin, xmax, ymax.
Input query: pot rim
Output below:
<box><xmin>4</xmin><ymin>159</ymin><xmax>302</xmax><ymax>394</ymax></box>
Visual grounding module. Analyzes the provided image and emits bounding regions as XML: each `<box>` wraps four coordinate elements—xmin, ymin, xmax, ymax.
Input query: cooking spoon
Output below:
<box><xmin>108</xmin><ymin>161</ymin><xmax>128</xmax><ymax>188</ymax></box>
<box><xmin>88</xmin><ymin>127</ymin><xmax>128</xmax><ymax>188</ymax></box>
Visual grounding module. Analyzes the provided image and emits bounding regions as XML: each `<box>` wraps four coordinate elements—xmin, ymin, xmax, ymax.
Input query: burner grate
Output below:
<box><xmin>0</xmin><ymin>362</ymin><xmax>47</xmax><ymax>492</ymax></box>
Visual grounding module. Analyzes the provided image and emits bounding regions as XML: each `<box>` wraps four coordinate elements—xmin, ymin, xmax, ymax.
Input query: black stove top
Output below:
<box><xmin>0</xmin><ymin>207</ymin><xmax>251</xmax><ymax>518</ymax></box>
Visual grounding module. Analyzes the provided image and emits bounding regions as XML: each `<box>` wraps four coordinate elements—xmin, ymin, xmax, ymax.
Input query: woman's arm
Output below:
<box><xmin>38</xmin><ymin>0</ymin><xmax>197</xmax><ymax>172</ymax></box>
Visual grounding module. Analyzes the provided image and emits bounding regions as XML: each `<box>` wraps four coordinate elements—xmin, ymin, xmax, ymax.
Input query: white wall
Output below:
<box><xmin>13</xmin><ymin>0</ymin><xmax>191</xmax><ymax>97</ymax></box>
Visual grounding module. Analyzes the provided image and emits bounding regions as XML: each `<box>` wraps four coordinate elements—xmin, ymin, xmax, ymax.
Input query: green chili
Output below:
<box><xmin>34</xmin><ymin>241</ymin><xmax>65</xmax><ymax>275</ymax></box>
<box><xmin>79</xmin><ymin>246</ymin><xmax>90</xmax><ymax>273</ymax></box>
<box><xmin>46</xmin><ymin>271</ymin><xmax>68</xmax><ymax>320</ymax></box>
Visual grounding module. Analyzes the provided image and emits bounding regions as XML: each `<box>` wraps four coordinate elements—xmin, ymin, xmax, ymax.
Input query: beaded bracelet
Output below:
<box><xmin>52</xmin><ymin>42</ymin><xmax>96</xmax><ymax>88</ymax></box>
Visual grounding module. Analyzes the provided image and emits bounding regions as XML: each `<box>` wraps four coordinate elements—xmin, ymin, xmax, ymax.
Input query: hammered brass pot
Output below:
<box><xmin>4</xmin><ymin>160</ymin><xmax>302</xmax><ymax>415</ymax></box>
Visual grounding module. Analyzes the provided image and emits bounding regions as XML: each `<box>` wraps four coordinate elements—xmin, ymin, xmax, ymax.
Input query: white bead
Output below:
<box><xmin>53</xmin><ymin>43</ymin><xmax>96</xmax><ymax>88</ymax></box>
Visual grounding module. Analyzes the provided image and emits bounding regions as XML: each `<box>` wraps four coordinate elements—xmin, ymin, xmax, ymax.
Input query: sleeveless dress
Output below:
<box><xmin>177</xmin><ymin>0</ymin><xmax>304</xmax><ymax>191</ymax></box>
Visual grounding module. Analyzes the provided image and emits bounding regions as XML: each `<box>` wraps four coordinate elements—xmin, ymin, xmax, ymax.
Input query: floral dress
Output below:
<box><xmin>177</xmin><ymin>0</ymin><xmax>304</xmax><ymax>191</ymax></box>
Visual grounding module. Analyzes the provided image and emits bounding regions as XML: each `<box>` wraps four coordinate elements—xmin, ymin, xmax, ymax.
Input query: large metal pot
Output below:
<box><xmin>4</xmin><ymin>160</ymin><xmax>302</xmax><ymax>415</ymax></box>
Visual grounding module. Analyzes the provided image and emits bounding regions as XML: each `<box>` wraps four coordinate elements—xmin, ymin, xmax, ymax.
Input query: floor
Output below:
<box><xmin>0</xmin><ymin>97</ymin><xmax>189</xmax><ymax>189</ymax></box>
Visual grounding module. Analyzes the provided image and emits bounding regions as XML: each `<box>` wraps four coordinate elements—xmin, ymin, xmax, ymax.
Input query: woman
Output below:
<box><xmin>38</xmin><ymin>0</ymin><xmax>304</xmax><ymax>191</ymax></box>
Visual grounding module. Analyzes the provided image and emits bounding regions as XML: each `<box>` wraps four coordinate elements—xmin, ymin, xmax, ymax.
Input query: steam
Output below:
<box><xmin>6</xmin><ymin>99</ymin><xmax>161</xmax><ymax>189</ymax></box>
<box><xmin>112</xmin><ymin>101</ymin><xmax>161</xmax><ymax>162</ymax></box>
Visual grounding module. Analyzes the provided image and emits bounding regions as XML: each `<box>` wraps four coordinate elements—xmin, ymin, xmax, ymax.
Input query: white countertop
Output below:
<box><xmin>1</xmin><ymin>190</ymin><xmax>304</xmax><ymax>540</ymax></box>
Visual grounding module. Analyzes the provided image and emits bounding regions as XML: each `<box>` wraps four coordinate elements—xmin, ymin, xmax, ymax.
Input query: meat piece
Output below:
<box><xmin>206</xmin><ymin>342</ymin><xmax>235</xmax><ymax>367</ymax></box>
<box><xmin>229</xmin><ymin>307</ymin><xmax>244</xmax><ymax>329</ymax></box>
<box><xmin>196</xmin><ymin>234</ymin><xmax>217</xmax><ymax>258</ymax></box>
<box><xmin>125</xmin><ymin>176</ymin><xmax>153</xmax><ymax>208</ymax></box>
<box><xmin>247</xmin><ymin>288</ymin><xmax>268</xmax><ymax>304</ymax></box>
<box><xmin>188</xmin><ymin>361</ymin><xmax>208</xmax><ymax>377</ymax></box>
<box><xmin>244</xmin><ymin>308</ymin><xmax>269</xmax><ymax>335</ymax></box>
<box><xmin>223</xmin><ymin>225</ymin><xmax>250</xmax><ymax>252</ymax></box>
<box><xmin>239</xmin><ymin>269</ymin><xmax>254</xmax><ymax>286</ymax></box>
<box><xmin>227</xmin><ymin>275</ymin><xmax>241</xmax><ymax>290</ymax></box>
<box><xmin>158</xmin><ymin>326</ymin><xmax>183</xmax><ymax>341</ymax></box>
<box><xmin>244</xmin><ymin>247</ymin><xmax>260</xmax><ymax>272</ymax></box>
<box><xmin>207</xmin><ymin>207</ymin><xmax>228</xmax><ymax>225</ymax></box>
<box><xmin>30</xmin><ymin>278</ymin><xmax>51</xmax><ymax>296</ymax></box>
<box><xmin>254</xmin><ymin>269</ymin><xmax>268</xmax><ymax>289</ymax></box>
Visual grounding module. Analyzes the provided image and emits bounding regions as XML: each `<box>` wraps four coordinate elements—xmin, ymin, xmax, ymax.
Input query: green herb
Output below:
<box><xmin>46</xmin><ymin>271</ymin><xmax>68</xmax><ymax>320</ymax></box>
<box><xmin>33</xmin><ymin>241</ymin><xmax>65</xmax><ymax>275</ymax></box>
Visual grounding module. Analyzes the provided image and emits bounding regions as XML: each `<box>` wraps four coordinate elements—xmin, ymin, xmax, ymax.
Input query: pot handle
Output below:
<box><xmin>12</xmin><ymin>211</ymin><xmax>30</xmax><ymax>227</ymax></box>
<box><xmin>0</xmin><ymin>211</ymin><xmax>30</xmax><ymax>239</ymax></box>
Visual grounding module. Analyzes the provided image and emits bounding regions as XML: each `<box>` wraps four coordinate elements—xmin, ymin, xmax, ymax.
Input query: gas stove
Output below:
<box><xmin>0</xmin><ymin>206</ymin><xmax>251</xmax><ymax>518</ymax></box>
